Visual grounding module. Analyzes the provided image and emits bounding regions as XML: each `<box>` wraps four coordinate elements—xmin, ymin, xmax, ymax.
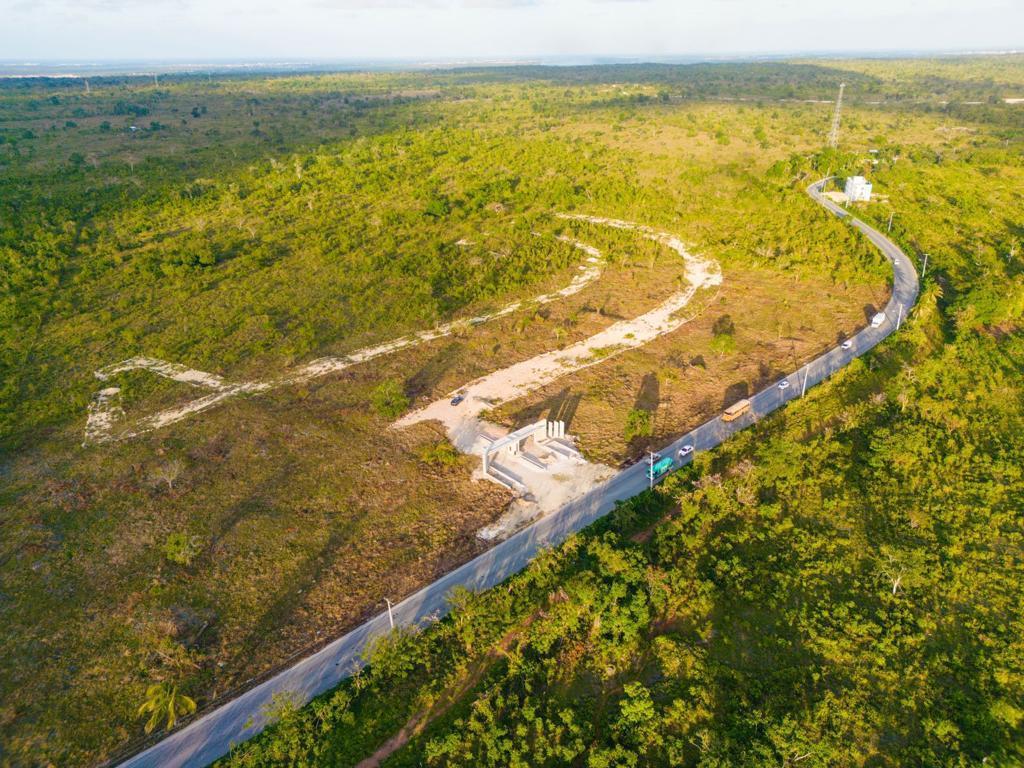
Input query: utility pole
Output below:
<box><xmin>897</xmin><ymin>304</ymin><xmax>904</xmax><ymax>331</ymax></box>
<box><xmin>384</xmin><ymin>598</ymin><xmax>394</xmax><ymax>630</ymax></box>
<box><xmin>921</xmin><ymin>253</ymin><xmax>928</xmax><ymax>278</ymax></box>
<box><xmin>648</xmin><ymin>450</ymin><xmax>655</xmax><ymax>490</ymax></box>
<box><xmin>887</xmin><ymin>211</ymin><xmax>894</xmax><ymax>232</ymax></box>
<box><xmin>83</xmin><ymin>78</ymin><xmax>90</xmax><ymax>95</ymax></box>
<box><xmin>801</xmin><ymin>366</ymin><xmax>809</xmax><ymax>397</ymax></box>
<box><xmin>828</xmin><ymin>83</ymin><xmax>845</xmax><ymax>149</ymax></box>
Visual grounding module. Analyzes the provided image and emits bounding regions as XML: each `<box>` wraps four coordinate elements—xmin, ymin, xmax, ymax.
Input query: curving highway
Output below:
<box><xmin>112</xmin><ymin>179</ymin><xmax>919</xmax><ymax>768</ymax></box>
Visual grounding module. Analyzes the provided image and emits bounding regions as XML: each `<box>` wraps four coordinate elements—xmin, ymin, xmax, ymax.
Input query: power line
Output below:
<box><xmin>828</xmin><ymin>83</ymin><xmax>845</xmax><ymax>149</ymax></box>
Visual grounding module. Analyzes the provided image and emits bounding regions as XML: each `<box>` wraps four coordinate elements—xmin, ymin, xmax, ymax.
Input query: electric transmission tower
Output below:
<box><xmin>828</xmin><ymin>82</ymin><xmax>845</xmax><ymax>148</ymax></box>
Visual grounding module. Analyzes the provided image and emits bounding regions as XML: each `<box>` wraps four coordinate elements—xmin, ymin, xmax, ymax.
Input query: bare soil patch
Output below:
<box><xmin>492</xmin><ymin>266</ymin><xmax>889</xmax><ymax>466</ymax></box>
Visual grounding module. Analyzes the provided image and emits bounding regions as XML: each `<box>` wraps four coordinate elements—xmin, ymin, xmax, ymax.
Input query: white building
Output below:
<box><xmin>844</xmin><ymin>175</ymin><xmax>873</xmax><ymax>202</ymax></box>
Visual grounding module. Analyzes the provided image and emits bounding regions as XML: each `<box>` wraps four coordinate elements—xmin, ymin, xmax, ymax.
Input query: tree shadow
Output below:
<box><xmin>722</xmin><ymin>381</ymin><xmax>749</xmax><ymax>409</ymax></box>
<box><xmin>633</xmin><ymin>372</ymin><xmax>661</xmax><ymax>413</ymax></box>
<box><xmin>553</xmin><ymin>392</ymin><xmax>583</xmax><ymax>431</ymax></box>
<box><xmin>507</xmin><ymin>387</ymin><xmax>583</xmax><ymax>431</ymax></box>
<box><xmin>404</xmin><ymin>341</ymin><xmax>464</xmax><ymax>401</ymax></box>
<box><xmin>236</xmin><ymin>519</ymin><xmax>359</xmax><ymax>665</ymax></box>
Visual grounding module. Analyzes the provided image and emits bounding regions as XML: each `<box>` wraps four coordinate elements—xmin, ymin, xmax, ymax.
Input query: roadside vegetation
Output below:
<box><xmin>1</xmin><ymin>57</ymin><xmax>1021</xmax><ymax>765</ymax></box>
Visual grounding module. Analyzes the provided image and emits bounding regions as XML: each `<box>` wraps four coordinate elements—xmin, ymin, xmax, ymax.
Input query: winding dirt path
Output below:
<box><xmin>393</xmin><ymin>215</ymin><xmax>721</xmax><ymax>443</ymax></box>
<box><xmin>84</xmin><ymin>216</ymin><xmax>717</xmax><ymax>448</ymax></box>
<box><xmin>83</xmin><ymin>236</ymin><xmax>603</xmax><ymax>445</ymax></box>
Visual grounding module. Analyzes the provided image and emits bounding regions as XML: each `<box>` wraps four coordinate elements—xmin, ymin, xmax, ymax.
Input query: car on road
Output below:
<box><xmin>678</xmin><ymin>445</ymin><xmax>694</xmax><ymax>458</ymax></box>
<box><xmin>777</xmin><ymin>380</ymin><xmax>790</xmax><ymax>390</ymax></box>
<box><xmin>841</xmin><ymin>340</ymin><xmax>853</xmax><ymax>350</ymax></box>
<box><xmin>450</xmin><ymin>393</ymin><xmax>465</xmax><ymax>406</ymax></box>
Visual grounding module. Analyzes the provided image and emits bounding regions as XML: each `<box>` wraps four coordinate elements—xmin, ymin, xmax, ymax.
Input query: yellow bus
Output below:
<box><xmin>722</xmin><ymin>398</ymin><xmax>751</xmax><ymax>422</ymax></box>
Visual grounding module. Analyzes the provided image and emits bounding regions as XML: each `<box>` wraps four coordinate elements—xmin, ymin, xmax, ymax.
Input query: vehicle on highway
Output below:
<box><xmin>678</xmin><ymin>445</ymin><xmax>694</xmax><ymax>458</ymax></box>
<box><xmin>722</xmin><ymin>398</ymin><xmax>751</xmax><ymax>422</ymax></box>
<box><xmin>871</xmin><ymin>312</ymin><xmax>886</xmax><ymax>329</ymax></box>
<box><xmin>841</xmin><ymin>340</ymin><xmax>853</xmax><ymax>350</ymax></box>
<box><xmin>777</xmin><ymin>380</ymin><xmax>790</xmax><ymax>390</ymax></box>
<box><xmin>450</xmin><ymin>393</ymin><xmax>465</xmax><ymax>406</ymax></box>
<box><xmin>648</xmin><ymin>455</ymin><xmax>674</xmax><ymax>481</ymax></box>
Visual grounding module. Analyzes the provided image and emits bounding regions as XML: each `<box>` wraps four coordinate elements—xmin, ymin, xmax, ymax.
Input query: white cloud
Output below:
<box><xmin>1</xmin><ymin>0</ymin><xmax>1021</xmax><ymax>60</ymax></box>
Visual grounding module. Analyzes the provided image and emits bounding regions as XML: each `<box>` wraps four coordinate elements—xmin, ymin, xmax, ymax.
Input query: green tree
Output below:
<box><xmin>163</xmin><ymin>532</ymin><xmax>200</xmax><ymax>566</ymax></box>
<box><xmin>417</xmin><ymin>440</ymin><xmax>460</xmax><ymax>466</ymax></box>
<box><xmin>624</xmin><ymin>408</ymin><xmax>654</xmax><ymax>442</ymax></box>
<box><xmin>137</xmin><ymin>683</ymin><xmax>196</xmax><ymax>734</ymax></box>
<box><xmin>370</xmin><ymin>380</ymin><xmax>409</xmax><ymax>420</ymax></box>
<box><xmin>614</xmin><ymin>682</ymin><xmax>661</xmax><ymax>750</ymax></box>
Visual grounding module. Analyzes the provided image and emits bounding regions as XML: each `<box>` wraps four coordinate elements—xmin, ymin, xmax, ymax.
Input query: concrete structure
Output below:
<box><xmin>482</xmin><ymin>419</ymin><xmax>572</xmax><ymax>486</ymax></box>
<box><xmin>844</xmin><ymin>175</ymin><xmax>873</xmax><ymax>202</ymax></box>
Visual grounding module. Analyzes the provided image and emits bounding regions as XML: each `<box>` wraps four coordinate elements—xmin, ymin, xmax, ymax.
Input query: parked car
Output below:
<box><xmin>871</xmin><ymin>312</ymin><xmax>887</xmax><ymax>329</ymax></box>
<box><xmin>450</xmin><ymin>393</ymin><xmax>465</xmax><ymax>406</ymax></box>
<box><xmin>841</xmin><ymin>340</ymin><xmax>853</xmax><ymax>350</ymax></box>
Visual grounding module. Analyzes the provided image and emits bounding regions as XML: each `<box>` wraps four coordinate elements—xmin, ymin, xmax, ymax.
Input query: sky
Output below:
<box><xmin>1</xmin><ymin>0</ymin><xmax>1022</xmax><ymax>63</ymax></box>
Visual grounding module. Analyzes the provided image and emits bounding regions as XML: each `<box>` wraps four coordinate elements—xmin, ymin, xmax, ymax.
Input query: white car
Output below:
<box><xmin>678</xmin><ymin>445</ymin><xmax>694</xmax><ymax>458</ymax></box>
<box><xmin>841</xmin><ymin>340</ymin><xmax>853</xmax><ymax>350</ymax></box>
<box><xmin>777</xmin><ymin>380</ymin><xmax>790</xmax><ymax>390</ymax></box>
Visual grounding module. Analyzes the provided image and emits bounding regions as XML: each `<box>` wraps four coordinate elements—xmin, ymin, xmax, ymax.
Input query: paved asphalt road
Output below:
<box><xmin>114</xmin><ymin>179</ymin><xmax>919</xmax><ymax>768</ymax></box>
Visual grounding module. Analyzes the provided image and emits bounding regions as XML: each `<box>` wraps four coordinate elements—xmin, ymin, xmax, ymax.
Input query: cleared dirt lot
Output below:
<box><xmin>491</xmin><ymin>265</ymin><xmax>889</xmax><ymax>466</ymax></box>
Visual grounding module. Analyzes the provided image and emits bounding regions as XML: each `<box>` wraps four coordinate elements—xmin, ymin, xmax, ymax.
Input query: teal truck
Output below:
<box><xmin>647</xmin><ymin>455</ymin><xmax>674</xmax><ymax>482</ymax></box>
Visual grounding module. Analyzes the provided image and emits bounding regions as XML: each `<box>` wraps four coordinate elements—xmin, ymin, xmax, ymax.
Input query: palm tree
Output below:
<box><xmin>137</xmin><ymin>682</ymin><xmax>196</xmax><ymax>734</ymax></box>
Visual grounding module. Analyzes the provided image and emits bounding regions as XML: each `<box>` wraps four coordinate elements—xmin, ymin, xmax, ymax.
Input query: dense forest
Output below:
<box><xmin>1</xmin><ymin>57</ymin><xmax>1022</xmax><ymax>766</ymax></box>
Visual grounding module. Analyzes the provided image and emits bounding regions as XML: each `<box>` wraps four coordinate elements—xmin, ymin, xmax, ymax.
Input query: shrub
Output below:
<box><xmin>624</xmin><ymin>408</ymin><xmax>654</xmax><ymax>442</ymax></box>
<box><xmin>137</xmin><ymin>683</ymin><xmax>196</xmax><ymax>734</ymax></box>
<box><xmin>370</xmin><ymin>380</ymin><xmax>409</xmax><ymax>420</ymax></box>
<box><xmin>417</xmin><ymin>440</ymin><xmax>460</xmax><ymax>467</ymax></box>
<box><xmin>711</xmin><ymin>313</ymin><xmax>737</xmax><ymax>354</ymax></box>
<box><xmin>163</xmin><ymin>533</ymin><xmax>200</xmax><ymax>566</ymax></box>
